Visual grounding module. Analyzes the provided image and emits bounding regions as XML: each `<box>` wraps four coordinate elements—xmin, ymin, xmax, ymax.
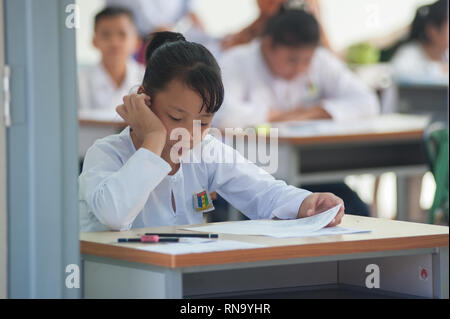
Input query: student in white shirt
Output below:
<box><xmin>78</xmin><ymin>7</ymin><xmax>145</xmax><ymax>114</ymax></box>
<box><xmin>390</xmin><ymin>0</ymin><xmax>448</xmax><ymax>84</ymax></box>
<box><xmin>213</xmin><ymin>10</ymin><xmax>380</xmax><ymax>128</ymax></box>
<box><xmin>213</xmin><ymin>10</ymin><xmax>378</xmax><ymax>217</ymax></box>
<box><xmin>78</xmin><ymin>31</ymin><xmax>345</xmax><ymax>232</ymax></box>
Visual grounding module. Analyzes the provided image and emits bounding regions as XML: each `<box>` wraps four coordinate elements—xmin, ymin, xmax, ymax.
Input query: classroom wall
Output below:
<box><xmin>319</xmin><ymin>0</ymin><xmax>436</xmax><ymax>51</ymax></box>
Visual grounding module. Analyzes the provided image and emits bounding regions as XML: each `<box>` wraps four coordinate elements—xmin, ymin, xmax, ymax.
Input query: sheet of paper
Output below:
<box><xmin>184</xmin><ymin>204</ymin><xmax>343</xmax><ymax>238</ymax></box>
<box><xmin>135</xmin><ymin>238</ymin><xmax>265</xmax><ymax>255</ymax></box>
<box><xmin>289</xmin><ymin>226</ymin><xmax>370</xmax><ymax>237</ymax></box>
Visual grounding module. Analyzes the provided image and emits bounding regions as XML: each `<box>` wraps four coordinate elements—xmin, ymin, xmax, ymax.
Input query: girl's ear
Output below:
<box><xmin>137</xmin><ymin>86</ymin><xmax>145</xmax><ymax>94</ymax></box>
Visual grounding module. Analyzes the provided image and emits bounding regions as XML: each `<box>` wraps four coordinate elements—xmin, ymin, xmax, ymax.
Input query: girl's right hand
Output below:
<box><xmin>116</xmin><ymin>94</ymin><xmax>167</xmax><ymax>154</ymax></box>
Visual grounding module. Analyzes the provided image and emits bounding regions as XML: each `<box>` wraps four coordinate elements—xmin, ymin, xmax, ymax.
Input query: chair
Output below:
<box><xmin>424</xmin><ymin>122</ymin><xmax>449</xmax><ymax>224</ymax></box>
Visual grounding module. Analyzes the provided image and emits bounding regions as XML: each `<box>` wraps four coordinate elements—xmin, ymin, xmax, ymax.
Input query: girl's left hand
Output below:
<box><xmin>297</xmin><ymin>193</ymin><xmax>345</xmax><ymax>227</ymax></box>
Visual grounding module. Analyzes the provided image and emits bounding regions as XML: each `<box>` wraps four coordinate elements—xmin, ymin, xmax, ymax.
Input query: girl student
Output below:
<box><xmin>390</xmin><ymin>0</ymin><xmax>448</xmax><ymax>83</ymax></box>
<box><xmin>78</xmin><ymin>31</ymin><xmax>345</xmax><ymax>232</ymax></box>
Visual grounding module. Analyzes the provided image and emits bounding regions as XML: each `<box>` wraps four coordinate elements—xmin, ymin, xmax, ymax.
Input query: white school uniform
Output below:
<box><xmin>105</xmin><ymin>0</ymin><xmax>198</xmax><ymax>36</ymax></box>
<box><xmin>79</xmin><ymin>126</ymin><xmax>311</xmax><ymax>232</ymax></box>
<box><xmin>213</xmin><ymin>41</ymin><xmax>380</xmax><ymax>129</ymax></box>
<box><xmin>78</xmin><ymin>59</ymin><xmax>145</xmax><ymax>114</ymax></box>
<box><xmin>390</xmin><ymin>42</ymin><xmax>449</xmax><ymax>85</ymax></box>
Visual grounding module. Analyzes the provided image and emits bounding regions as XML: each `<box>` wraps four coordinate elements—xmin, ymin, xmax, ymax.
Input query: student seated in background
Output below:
<box><xmin>78</xmin><ymin>7</ymin><xmax>145</xmax><ymax>114</ymax></box>
<box><xmin>214</xmin><ymin>10</ymin><xmax>379</xmax><ymax>128</ymax></box>
<box><xmin>214</xmin><ymin>10</ymin><xmax>380</xmax><ymax>216</ymax></box>
<box><xmin>390</xmin><ymin>0</ymin><xmax>448</xmax><ymax>84</ymax></box>
<box><xmin>78</xmin><ymin>32</ymin><xmax>345</xmax><ymax>232</ymax></box>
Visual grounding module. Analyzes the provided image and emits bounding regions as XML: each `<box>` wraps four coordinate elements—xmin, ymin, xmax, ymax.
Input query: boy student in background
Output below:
<box><xmin>390</xmin><ymin>0</ymin><xmax>448</xmax><ymax>84</ymax></box>
<box><xmin>214</xmin><ymin>10</ymin><xmax>380</xmax><ymax>217</ymax></box>
<box><xmin>78</xmin><ymin>7</ymin><xmax>145</xmax><ymax>115</ymax></box>
<box><xmin>78</xmin><ymin>32</ymin><xmax>345</xmax><ymax>232</ymax></box>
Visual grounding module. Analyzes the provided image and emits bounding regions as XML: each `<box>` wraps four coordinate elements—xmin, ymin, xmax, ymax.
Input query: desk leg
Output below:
<box><xmin>433</xmin><ymin>246</ymin><xmax>449</xmax><ymax>299</ymax></box>
<box><xmin>396</xmin><ymin>175</ymin><xmax>408</xmax><ymax>221</ymax></box>
<box><xmin>164</xmin><ymin>269</ymin><xmax>183</xmax><ymax>299</ymax></box>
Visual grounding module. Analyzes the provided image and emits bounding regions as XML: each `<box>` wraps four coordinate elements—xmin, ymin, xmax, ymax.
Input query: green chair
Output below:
<box><xmin>424</xmin><ymin>123</ymin><xmax>449</xmax><ymax>224</ymax></box>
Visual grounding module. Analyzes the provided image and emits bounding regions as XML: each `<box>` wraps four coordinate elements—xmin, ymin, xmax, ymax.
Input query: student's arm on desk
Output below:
<box><xmin>315</xmin><ymin>48</ymin><xmax>380</xmax><ymax>121</ymax></box>
<box><xmin>268</xmin><ymin>105</ymin><xmax>332</xmax><ymax>122</ymax></box>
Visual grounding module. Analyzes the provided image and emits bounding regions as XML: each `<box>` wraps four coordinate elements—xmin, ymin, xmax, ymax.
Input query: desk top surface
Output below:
<box><xmin>80</xmin><ymin>215</ymin><xmax>448</xmax><ymax>269</ymax></box>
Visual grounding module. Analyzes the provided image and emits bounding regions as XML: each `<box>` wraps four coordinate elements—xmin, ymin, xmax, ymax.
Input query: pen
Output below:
<box><xmin>118</xmin><ymin>235</ymin><xmax>179</xmax><ymax>243</ymax></box>
<box><xmin>144</xmin><ymin>233</ymin><xmax>219</xmax><ymax>239</ymax></box>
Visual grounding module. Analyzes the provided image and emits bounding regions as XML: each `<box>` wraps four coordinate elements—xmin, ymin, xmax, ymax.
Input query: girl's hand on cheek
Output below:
<box><xmin>116</xmin><ymin>94</ymin><xmax>167</xmax><ymax>155</ymax></box>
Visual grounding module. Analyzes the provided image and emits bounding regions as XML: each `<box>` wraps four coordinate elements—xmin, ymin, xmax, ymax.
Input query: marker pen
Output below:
<box><xmin>117</xmin><ymin>235</ymin><xmax>179</xmax><ymax>243</ymax></box>
<box><xmin>144</xmin><ymin>233</ymin><xmax>219</xmax><ymax>239</ymax></box>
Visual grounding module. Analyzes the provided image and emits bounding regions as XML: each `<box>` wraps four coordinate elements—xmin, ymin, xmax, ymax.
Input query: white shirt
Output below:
<box><xmin>105</xmin><ymin>0</ymin><xmax>198</xmax><ymax>36</ymax></box>
<box><xmin>213</xmin><ymin>41</ymin><xmax>380</xmax><ymax>128</ymax></box>
<box><xmin>78</xmin><ymin>59</ymin><xmax>145</xmax><ymax>115</ymax></box>
<box><xmin>79</xmin><ymin>126</ymin><xmax>311</xmax><ymax>232</ymax></box>
<box><xmin>390</xmin><ymin>42</ymin><xmax>449</xmax><ymax>85</ymax></box>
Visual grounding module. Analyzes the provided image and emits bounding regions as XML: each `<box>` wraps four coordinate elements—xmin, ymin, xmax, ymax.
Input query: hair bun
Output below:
<box><xmin>145</xmin><ymin>31</ymin><xmax>186</xmax><ymax>63</ymax></box>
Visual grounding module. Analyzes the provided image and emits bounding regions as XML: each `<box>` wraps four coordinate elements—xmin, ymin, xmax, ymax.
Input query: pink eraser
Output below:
<box><xmin>141</xmin><ymin>235</ymin><xmax>159</xmax><ymax>243</ymax></box>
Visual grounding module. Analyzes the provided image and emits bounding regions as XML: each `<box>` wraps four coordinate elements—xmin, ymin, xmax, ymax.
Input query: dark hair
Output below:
<box><xmin>94</xmin><ymin>7</ymin><xmax>135</xmax><ymax>30</ymax></box>
<box><xmin>142</xmin><ymin>32</ymin><xmax>224</xmax><ymax>113</ymax></box>
<box><xmin>263</xmin><ymin>9</ymin><xmax>320</xmax><ymax>47</ymax></box>
<box><xmin>410</xmin><ymin>0</ymin><xmax>448</xmax><ymax>43</ymax></box>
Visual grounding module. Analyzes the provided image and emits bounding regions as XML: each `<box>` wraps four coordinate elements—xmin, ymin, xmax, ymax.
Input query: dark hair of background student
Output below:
<box><xmin>94</xmin><ymin>6</ymin><xmax>136</xmax><ymax>30</ymax></box>
<box><xmin>262</xmin><ymin>9</ymin><xmax>321</xmax><ymax>48</ymax></box>
<box><xmin>141</xmin><ymin>31</ymin><xmax>224</xmax><ymax>113</ymax></box>
<box><xmin>409</xmin><ymin>0</ymin><xmax>449</xmax><ymax>43</ymax></box>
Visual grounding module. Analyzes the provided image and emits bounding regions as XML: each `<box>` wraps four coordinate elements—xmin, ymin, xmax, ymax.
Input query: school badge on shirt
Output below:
<box><xmin>193</xmin><ymin>190</ymin><xmax>215</xmax><ymax>213</ymax></box>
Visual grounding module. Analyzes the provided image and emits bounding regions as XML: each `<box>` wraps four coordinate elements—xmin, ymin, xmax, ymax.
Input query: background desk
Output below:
<box><xmin>80</xmin><ymin>216</ymin><xmax>448</xmax><ymax>299</ymax></box>
<box><xmin>274</xmin><ymin>127</ymin><xmax>428</xmax><ymax>221</ymax></box>
<box><xmin>230</xmin><ymin>115</ymin><xmax>430</xmax><ymax>221</ymax></box>
<box><xmin>396</xmin><ymin>84</ymin><xmax>448</xmax><ymax>122</ymax></box>
<box><xmin>79</xmin><ymin>118</ymin><xmax>125</xmax><ymax>157</ymax></box>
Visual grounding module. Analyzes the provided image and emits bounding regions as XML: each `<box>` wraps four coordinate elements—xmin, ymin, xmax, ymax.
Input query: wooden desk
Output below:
<box><xmin>80</xmin><ymin>215</ymin><xmax>448</xmax><ymax>299</ymax></box>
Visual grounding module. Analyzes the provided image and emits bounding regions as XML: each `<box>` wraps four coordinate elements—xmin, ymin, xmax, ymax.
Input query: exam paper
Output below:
<box><xmin>136</xmin><ymin>238</ymin><xmax>265</xmax><ymax>255</ymax></box>
<box><xmin>288</xmin><ymin>226</ymin><xmax>370</xmax><ymax>237</ymax></box>
<box><xmin>184</xmin><ymin>204</ymin><xmax>354</xmax><ymax>238</ymax></box>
